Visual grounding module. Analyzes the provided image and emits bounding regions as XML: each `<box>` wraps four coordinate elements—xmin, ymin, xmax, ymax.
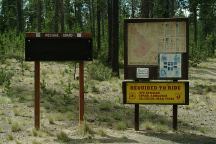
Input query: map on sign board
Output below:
<box><xmin>128</xmin><ymin>21</ymin><xmax>186</xmax><ymax>65</ymax></box>
<box><xmin>159</xmin><ymin>53</ymin><xmax>181</xmax><ymax>78</ymax></box>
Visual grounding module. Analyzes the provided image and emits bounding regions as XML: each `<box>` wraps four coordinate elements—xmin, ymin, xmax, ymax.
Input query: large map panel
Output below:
<box><xmin>128</xmin><ymin>21</ymin><xmax>186</xmax><ymax>65</ymax></box>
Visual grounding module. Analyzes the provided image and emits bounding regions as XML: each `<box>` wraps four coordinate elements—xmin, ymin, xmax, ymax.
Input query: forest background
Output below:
<box><xmin>0</xmin><ymin>0</ymin><xmax>216</xmax><ymax>75</ymax></box>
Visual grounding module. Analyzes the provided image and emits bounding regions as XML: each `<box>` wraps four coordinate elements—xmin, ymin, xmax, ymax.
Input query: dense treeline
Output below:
<box><xmin>0</xmin><ymin>0</ymin><xmax>216</xmax><ymax>74</ymax></box>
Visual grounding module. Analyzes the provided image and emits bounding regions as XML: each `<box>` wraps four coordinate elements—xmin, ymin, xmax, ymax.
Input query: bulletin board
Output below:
<box><xmin>124</xmin><ymin>18</ymin><xmax>189</xmax><ymax>80</ymax></box>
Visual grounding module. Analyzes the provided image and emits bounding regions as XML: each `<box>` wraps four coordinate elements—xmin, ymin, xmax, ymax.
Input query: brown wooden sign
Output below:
<box><xmin>25</xmin><ymin>33</ymin><xmax>91</xmax><ymax>129</ymax></box>
<box><xmin>25</xmin><ymin>33</ymin><xmax>93</xmax><ymax>61</ymax></box>
<box><xmin>124</xmin><ymin>18</ymin><xmax>189</xmax><ymax>80</ymax></box>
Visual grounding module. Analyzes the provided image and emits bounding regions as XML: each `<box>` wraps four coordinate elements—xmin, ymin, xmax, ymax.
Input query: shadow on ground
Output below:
<box><xmin>55</xmin><ymin>135</ymin><xmax>138</xmax><ymax>143</ymax></box>
<box><xmin>143</xmin><ymin>131</ymin><xmax>216</xmax><ymax>144</ymax></box>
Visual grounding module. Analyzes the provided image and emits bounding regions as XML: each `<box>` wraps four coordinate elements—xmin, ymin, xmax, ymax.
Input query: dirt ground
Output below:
<box><xmin>0</xmin><ymin>58</ymin><xmax>216</xmax><ymax>144</ymax></box>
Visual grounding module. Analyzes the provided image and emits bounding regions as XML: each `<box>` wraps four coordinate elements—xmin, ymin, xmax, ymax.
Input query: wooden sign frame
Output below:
<box><xmin>124</xmin><ymin>18</ymin><xmax>189</xmax><ymax>80</ymax></box>
<box><xmin>25</xmin><ymin>33</ymin><xmax>91</xmax><ymax>129</ymax></box>
<box><xmin>25</xmin><ymin>33</ymin><xmax>93</xmax><ymax>61</ymax></box>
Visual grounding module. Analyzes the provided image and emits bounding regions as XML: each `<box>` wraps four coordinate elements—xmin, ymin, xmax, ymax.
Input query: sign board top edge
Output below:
<box><xmin>124</xmin><ymin>18</ymin><xmax>189</xmax><ymax>23</ymax></box>
<box><xmin>26</xmin><ymin>32</ymin><xmax>92</xmax><ymax>38</ymax></box>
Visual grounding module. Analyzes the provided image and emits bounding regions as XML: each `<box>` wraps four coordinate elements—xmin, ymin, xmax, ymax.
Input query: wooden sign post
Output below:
<box><xmin>34</xmin><ymin>61</ymin><xmax>40</xmax><ymax>129</ymax></box>
<box><xmin>25</xmin><ymin>33</ymin><xmax>92</xmax><ymax>129</ymax></box>
<box><xmin>134</xmin><ymin>104</ymin><xmax>139</xmax><ymax>131</ymax></box>
<box><xmin>173</xmin><ymin>104</ymin><xmax>178</xmax><ymax>130</ymax></box>
<box><xmin>123</xmin><ymin>18</ymin><xmax>189</xmax><ymax>131</ymax></box>
<box><xmin>79</xmin><ymin>61</ymin><xmax>84</xmax><ymax>123</ymax></box>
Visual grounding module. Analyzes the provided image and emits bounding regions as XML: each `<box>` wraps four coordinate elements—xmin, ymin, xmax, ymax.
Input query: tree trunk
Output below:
<box><xmin>162</xmin><ymin>0</ymin><xmax>175</xmax><ymax>18</ymax></box>
<box><xmin>101</xmin><ymin>13</ymin><xmax>105</xmax><ymax>38</ymax></box>
<box><xmin>16</xmin><ymin>0</ymin><xmax>23</xmax><ymax>32</ymax></box>
<box><xmin>91</xmin><ymin>0</ymin><xmax>96</xmax><ymax>38</ymax></box>
<box><xmin>75</xmin><ymin>1</ymin><xmax>83</xmax><ymax>31</ymax></box>
<box><xmin>54</xmin><ymin>0</ymin><xmax>59</xmax><ymax>32</ymax></box>
<box><xmin>60</xmin><ymin>0</ymin><xmax>65</xmax><ymax>32</ymax></box>
<box><xmin>112</xmin><ymin>0</ymin><xmax>119</xmax><ymax>76</ymax></box>
<box><xmin>193</xmin><ymin>6</ymin><xmax>197</xmax><ymax>51</ymax></box>
<box><xmin>131</xmin><ymin>0</ymin><xmax>135</xmax><ymax>18</ymax></box>
<box><xmin>170</xmin><ymin>0</ymin><xmax>175</xmax><ymax>17</ymax></box>
<box><xmin>88</xmin><ymin>0</ymin><xmax>93</xmax><ymax>33</ymax></box>
<box><xmin>96</xmin><ymin>0</ymin><xmax>101</xmax><ymax>58</ymax></box>
<box><xmin>37</xmin><ymin>0</ymin><xmax>42</xmax><ymax>32</ymax></box>
<box><xmin>107</xmin><ymin>0</ymin><xmax>113</xmax><ymax>64</ymax></box>
<box><xmin>141</xmin><ymin>0</ymin><xmax>150</xmax><ymax>18</ymax></box>
<box><xmin>163</xmin><ymin>0</ymin><xmax>170</xmax><ymax>18</ymax></box>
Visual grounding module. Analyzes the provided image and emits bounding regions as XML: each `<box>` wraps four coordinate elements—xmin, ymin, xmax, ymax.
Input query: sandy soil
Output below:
<box><xmin>0</xmin><ymin>58</ymin><xmax>216</xmax><ymax>144</ymax></box>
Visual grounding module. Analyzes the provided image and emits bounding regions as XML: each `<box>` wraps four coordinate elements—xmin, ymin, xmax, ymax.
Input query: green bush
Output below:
<box><xmin>115</xmin><ymin>121</ymin><xmax>127</xmax><ymax>130</ymax></box>
<box><xmin>57</xmin><ymin>131</ymin><xmax>70</xmax><ymax>142</ymax></box>
<box><xmin>0</xmin><ymin>68</ymin><xmax>14</xmax><ymax>85</ymax></box>
<box><xmin>87</xmin><ymin>61</ymin><xmax>112</xmax><ymax>81</ymax></box>
<box><xmin>11</xmin><ymin>122</ymin><xmax>22</xmax><ymax>132</ymax></box>
<box><xmin>0</xmin><ymin>31</ymin><xmax>24</xmax><ymax>60</ymax></box>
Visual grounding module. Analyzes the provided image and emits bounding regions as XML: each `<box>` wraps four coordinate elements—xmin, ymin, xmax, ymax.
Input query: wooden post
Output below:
<box><xmin>34</xmin><ymin>61</ymin><xmax>40</xmax><ymax>129</ymax></box>
<box><xmin>79</xmin><ymin>61</ymin><xmax>84</xmax><ymax>124</ymax></box>
<box><xmin>173</xmin><ymin>79</ymin><xmax>178</xmax><ymax>130</ymax></box>
<box><xmin>135</xmin><ymin>104</ymin><xmax>139</xmax><ymax>131</ymax></box>
<box><xmin>173</xmin><ymin>105</ymin><xmax>178</xmax><ymax>130</ymax></box>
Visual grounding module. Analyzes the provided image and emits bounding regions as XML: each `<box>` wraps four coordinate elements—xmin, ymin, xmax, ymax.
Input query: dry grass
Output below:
<box><xmin>0</xmin><ymin>58</ymin><xmax>216</xmax><ymax>143</ymax></box>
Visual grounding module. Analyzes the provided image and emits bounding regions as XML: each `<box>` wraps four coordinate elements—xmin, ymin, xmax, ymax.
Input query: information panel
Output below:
<box><xmin>124</xmin><ymin>18</ymin><xmax>189</xmax><ymax>80</ymax></box>
<box><xmin>25</xmin><ymin>33</ymin><xmax>93</xmax><ymax>61</ymax></box>
<box><xmin>122</xmin><ymin>81</ymin><xmax>189</xmax><ymax>105</ymax></box>
<box><xmin>159</xmin><ymin>53</ymin><xmax>182</xmax><ymax>78</ymax></box>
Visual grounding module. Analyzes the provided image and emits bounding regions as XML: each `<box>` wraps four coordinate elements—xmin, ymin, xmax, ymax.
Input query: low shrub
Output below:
<box><xmin>87</xmin><ymin>61</ymin><xmax>112</xmax><ymax>81</ymax></box>
<box><xmin>0</xmin><ymin>68</ymin><xmax>14</xmax><ymax>85</ymax></box>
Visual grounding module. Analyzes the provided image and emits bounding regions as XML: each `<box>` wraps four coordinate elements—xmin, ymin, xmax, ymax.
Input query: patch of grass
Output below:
<box><xmin>7</xmin><ymin>133</ymin><xmax>14</xmax><ymax>141</ymax></box>
<box><xmin>155</xmin><ymin>124</ymin><xmax>169</xmax><ymax>132</ymax></box>
<box><xmin>52</xmin><ymin>113</ymin><xmax>65</xmax><ymax>121</ymax></box>
<box><xmin>0</xmin><ymin>127</ymin><xmax>3</xmax><ymax>133</ymax></box>
<box><xmin>93</xmin><ymin>98</ymin><xmax>99</xmax><ymax>104</ymax></box>
<box><xmin>48</xmin><ymin>112</ymin><xmax>67</xmax><ymax>123</ymax></box>
<box><xmin>114</xmin><ymin>121</ymin><xmax>127</xmax><ymax>130</ymax></box>
<box><xmin>32</xmin><ymin>140</ymin><xmax>42</xmax><ymax>144</ymax></box>
<box><xmin>65</xmin><ymin>112</ymin><xmax>73</xmax><ymax>120</ymax></box>
<box><xmin>87</xmin><ymin>61</ymin><xmax>112</xmax><ymax>81</ymax></box>
<box><xmin>92</xmin><ymin>85</ymin><xmax>100</xmax><ymax>93</ymax></box>
<box><xmin>141</xmin><ymin>121</ymin><xmax>155</xmax><ymax>131</ymax></box>
<box><xmin>32</xmin><ymin>129</ymin><xmax>39</xmax><ymax>137</ymax></box>
<box><xmin>97</xmin><ymin>116</ymin><xmax>112</xmax><ymax>123</ymax></box>
<box><xmin>158</xmin><ymin>118</ymin><xmax>168</xmax><ymax>125</ymax></box>
<box><xmin>18</xmin><ymin>94</ymin><xmax>29</xmax><ymax>102</ymax></box>
<box><xmin>0</xmin><ymin>96</ymin><xmax>11</xmax><ymax>104</ymax></box>
<box><xmin>11</xmin><ymin>122</ymin><xmax>22</xmax><ymax>132</ymax></box>
<box><xmin>0</xmin><ymin>110</ymin><xmax>4</xmax><ymax>115</ymax></box>
<box><xmin>57</xmin><ymin>131</ymin><xmax>70</xmax><ymax>142</ymax></box>
<box><xmin>185</xmin><ymin>103</ymin><xmax>195</xmax><ymax>110</ymax></box>
<box><xmin>64</xmin><ymin>82</ymin><xmax>73</xmax><ymax>95</ymax></box>
<box><xmin>78</xmin><ymin>121</ymin><xmax>95</xmax><ymax>136</ymax></box>
<box><xmin>0</xmin><ymin>68</ymin><xmax>14</xmax><ymax>85</ymax></box>
<box><xmin>7</xmin><ymin>117</ymin><xmax>12</xmax><ymax>124</ymax></box>
<box><xmin>40</xmin><ymin>79</ymin><xmax>47</xmax><ymax>94</ymax></box>
<box><xmin>96</xmin><ymin>128</ymin><xmax>107</xmax><ymax>137</ymax></box>
<box><xmin>199</xmin><ymin>127</ymin><xmax>208</xmax><ymax>134</ymax></box>
<box><xmin>84</xmin><ymin>82</ymin><xmax>90</xmax><ymax>93</ymax></box>
<box><xmin>16</xmin><ymin>140</ymin><xmax>22</xmax><ymax>144</ymax></box>
<box><xmin>13</xmin><ymin>107</ymin><xmax>22</xmax><ymax>116</ymax></box>
<box><xmin>32</xmin><ymin>128</ymin><xmax>47</xmax><ymax>137</ymax></box>
<box><xmin>141</xmin><ymin>121</ymin><xmax>169</xmax><ymax>132</ymax></box>
<box><xmin>99</xmin><ymin>103</ymin><xmax>112</xmax><ymax>111</ymax></box>
<box><xmin>48</xmin><ymin>116</ymin><xmax>55</xmax><ymax>125</ymax></box>
<box><xmin>112</xmin><ymin>111</ymin><xmax>123</xmax><ymax>121</ymax></box>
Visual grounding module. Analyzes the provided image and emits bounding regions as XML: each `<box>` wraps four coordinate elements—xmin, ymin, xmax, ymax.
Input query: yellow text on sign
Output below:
<box><xmin>126</xmin><ymin>83</ymin><xmax>186</xmax><ymax>104</ymax></box>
